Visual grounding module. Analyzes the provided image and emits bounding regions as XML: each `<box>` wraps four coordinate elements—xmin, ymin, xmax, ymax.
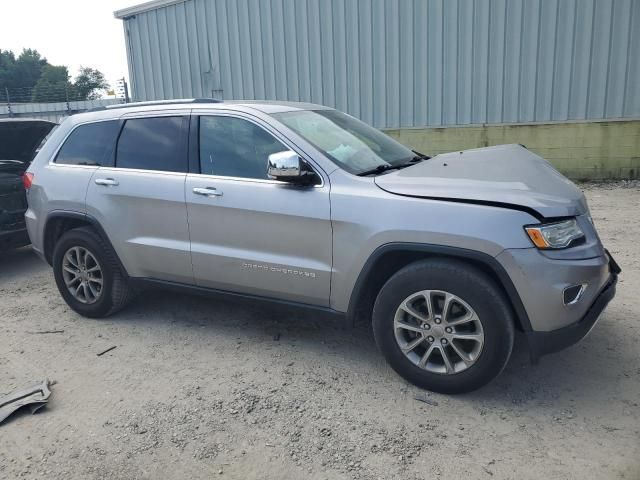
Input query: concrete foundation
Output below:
<box><xmin>386</xmin><ymin>120</ymin><xmax>640</xmax><ymax>180</ymax></box>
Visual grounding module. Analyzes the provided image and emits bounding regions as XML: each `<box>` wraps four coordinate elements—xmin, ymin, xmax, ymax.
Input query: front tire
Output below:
<box><xmin>52</xmin><ymin>227</ymin><xmax>132</xmax><ymax>318</ymax></box>
<box><xmin>372</xmin><ymin>259</ymin><xmax>514</xmax><ymax>394</ymax></box>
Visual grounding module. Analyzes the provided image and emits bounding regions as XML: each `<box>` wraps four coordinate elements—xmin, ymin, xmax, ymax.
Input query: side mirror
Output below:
<box><xmin>267</xmin><ymin>150</ymin><xmax>302</xmax><ymax>180</ymax></box>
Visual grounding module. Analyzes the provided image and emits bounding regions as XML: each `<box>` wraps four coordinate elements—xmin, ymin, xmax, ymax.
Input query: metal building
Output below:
<box><xmin>115</xmin><ymin>0</ymin><xmax>640</xmax><ymax>179</ymax></box>
<box><xmin>115</xmin><ymin>0</ymin><xmax>639</xmax><ymax>128</ymax></box>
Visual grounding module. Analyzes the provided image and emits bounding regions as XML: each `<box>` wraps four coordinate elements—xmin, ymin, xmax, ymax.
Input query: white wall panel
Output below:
<box><xmin>120</xmin><ymin>0</ymin><xmax>640</xmax><ymax>128</ymax></box>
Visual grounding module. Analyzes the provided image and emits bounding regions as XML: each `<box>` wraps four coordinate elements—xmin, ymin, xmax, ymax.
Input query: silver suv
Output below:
<box><xmin>25</xmin><ymin>99</ymin><xmax>619</xmax><ymax>393</ymax></box>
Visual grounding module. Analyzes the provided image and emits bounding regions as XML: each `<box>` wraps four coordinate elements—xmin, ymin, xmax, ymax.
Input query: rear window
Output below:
<box><xmin>115</xmin><ymin>117</ymin><xmax>187</xmax><ymax>173</ymax></box>
<box><xmin>55</xmin><ymin>121</ymin><xmax>119</xmax><ymax>166</ymax></box>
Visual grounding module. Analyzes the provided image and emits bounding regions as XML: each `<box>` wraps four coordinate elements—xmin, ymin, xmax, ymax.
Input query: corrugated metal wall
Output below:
<box><xmin>121</xmin><ymin>0</ymin><xmax>640</xmax><ymax>128</ymax></box>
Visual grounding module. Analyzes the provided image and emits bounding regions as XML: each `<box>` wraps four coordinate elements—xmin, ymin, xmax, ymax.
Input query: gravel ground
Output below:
<box><xmin>1</xmin><ymin>184</ymin><xmax>639</xmax><ymax>480</ymax></box>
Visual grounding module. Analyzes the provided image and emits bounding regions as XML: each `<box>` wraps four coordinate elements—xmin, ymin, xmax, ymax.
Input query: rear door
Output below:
<box><xmin>185</xmin><ymin>112</ymin><xmax>332</xmax><ymax>306</ymax></box>
<box><xmin>85</xmin><ymin>113</ymin><xmax>193</xmax><ymax>284</ymax></box>
<box><xmin>38</xmin><ymin>120</ymin><xmax>117</xmax><ymax>217</ymax></box>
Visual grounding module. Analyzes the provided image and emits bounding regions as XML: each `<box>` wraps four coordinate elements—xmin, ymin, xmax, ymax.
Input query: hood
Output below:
<box><xmin>0</xmin><ymin>119</ymin><xmax>57</xmax><ymax>168</ymax></box>
<box><xmin>374</xmin><ymin>144</ymin><xmax>587</xmax><ymax>219</ymax></box>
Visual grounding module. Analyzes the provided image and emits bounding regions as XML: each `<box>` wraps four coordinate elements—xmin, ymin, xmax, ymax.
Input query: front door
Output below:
<box><xmin>185</xmin><ymin>113</ymin><xmax>332</xmax><ymax>306</ymax></box>
<box><xmin>85</xmin><ymin>114</ymin><xmax>193</xmax><ymax>284</ymax></box>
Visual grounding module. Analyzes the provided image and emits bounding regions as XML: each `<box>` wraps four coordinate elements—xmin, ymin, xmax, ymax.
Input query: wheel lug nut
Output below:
<box><xmin>427</xmin><ymin>336</ymin><xmax>434</xmax><ymax>343</ymax></box>
<box><xmin>445</xmin><ymin>327</ymin><xmax>452</xmax><ymax>333</ymax></box>
<box><xmin>441</xmin><ymin>338</ymin><xmax>448</xmax><ymax>345</ymax></box>
<box><xmin>422</xmin><ymin>323</ymin><xmax>430</xmax><ymax>330</ymax></box>
<box><xmin>434</xmin><ymin>317</ymin><xmax>441</xmax><ymax>324</ymax></box>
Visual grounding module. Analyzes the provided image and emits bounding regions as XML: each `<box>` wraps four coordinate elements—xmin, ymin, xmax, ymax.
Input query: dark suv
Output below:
<box><xmin>0</xmin><ymin>118</ymin><xmax>56</xmax><ymax>250</ymax></box>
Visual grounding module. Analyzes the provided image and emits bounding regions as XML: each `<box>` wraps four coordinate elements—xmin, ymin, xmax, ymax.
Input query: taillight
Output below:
<box><xmin>23</xmin><ymin>172</ymin><xmax>34</xmax><ymax>190</ymax></box>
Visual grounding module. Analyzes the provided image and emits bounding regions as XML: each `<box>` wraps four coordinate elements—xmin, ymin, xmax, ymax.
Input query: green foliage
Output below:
<box><xmin>15</xmin><ymin>49</ymin><xmax>48</xmax><ymax>89</ymax></box>
<box><xmin>0</xmin><ymin>48</ymin><xmax>47</xmax><ymax>90</ymax></box>
<box><xmin>72</xmin><ymin>67</ymin><xmax>109</xmax><ymax>100</ymax></box>
<box><xmin>0</xmin><ymin>50</ymin><xmax>17</xmax><ymax>88</ymax></box>
<box><xmin>1</xmin><ymin>48</ymin><xmax>109</xmax><ymax>102</ymax></box>
<box><xmin>31</xmin><ymin>65</ymin><xmax>71</xmax><ymax>102</ymax></box>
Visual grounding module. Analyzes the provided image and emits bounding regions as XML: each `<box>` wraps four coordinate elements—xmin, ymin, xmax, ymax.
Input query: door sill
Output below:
<box><xmin>129</xmin><ymin>277</ymin><xmax>344</xmax><ymax>319</ymax></box>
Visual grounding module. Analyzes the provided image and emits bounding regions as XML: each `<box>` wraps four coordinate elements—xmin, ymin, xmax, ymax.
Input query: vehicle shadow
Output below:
<box><xmin>0</xmin><ymin>247</ymin><xmax>48</xmax><ymax>285</ymax></box>
<box><xmin>108</xmin><ymin>287</ymin><xmax>631</xmax><ymax>411</ymax></box>
<box><xmin>118</xmin><ymin>287</ymin><xmax>383</xmax><ymax>367</ymax></box>
<box><xmin>470</xmin><ymin>319</ymin><xmax>633</xmax><ymax>403</ymax></box>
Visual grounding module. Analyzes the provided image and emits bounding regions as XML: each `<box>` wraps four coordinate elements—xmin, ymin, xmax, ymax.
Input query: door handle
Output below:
<box><xmin>94</xmin><ymin>178</ymin><xmax>119</xmax><ymax>186</ymax></box>
<box><xmin>193</xmin><ymin>187</ymin><xmax>223</xmax><ymax>197</ymax></box>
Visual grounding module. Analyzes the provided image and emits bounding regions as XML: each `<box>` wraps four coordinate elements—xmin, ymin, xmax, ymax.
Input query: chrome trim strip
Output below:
<box><xmin>89</xmin><ymin>166</ymin><xmax>187</xmax><ymax>177</ymax></box>
<box><xmin>48</xmin><ymin>163</ymin><xmax>99</xmax><ymax>170</ymax></box>
<box><xmin>185</xmin><ymin>172</ymin><xmax>324</xmax><ymax>188</ymax></box>
<box><xmin>563</xmin><ymin>283</ymin><xmax>587</xmax><ymax>306</ymax></box>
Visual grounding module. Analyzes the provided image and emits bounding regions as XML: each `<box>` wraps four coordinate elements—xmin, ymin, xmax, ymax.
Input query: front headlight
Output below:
<box><xmin>525</xmin><ymin>219</ymin><xmax>585</xmax><ymax>249</ymax></box>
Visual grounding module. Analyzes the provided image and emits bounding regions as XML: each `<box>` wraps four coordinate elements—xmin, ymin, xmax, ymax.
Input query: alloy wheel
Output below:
<box><xmin>61</xmin><ymin>246</ymin><xmax>104</xmax><ymax>304</ymax></box>
<box><xmin>393</xmin><ymin>290</ymin><xmax>484</xmax><ymax>374</ymax></box>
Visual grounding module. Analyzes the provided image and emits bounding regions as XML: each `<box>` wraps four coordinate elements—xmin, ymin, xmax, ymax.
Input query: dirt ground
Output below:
<box><xmin>1</xmin><ymin>184</ymin><xmax>639</xmax><ymax>480</ymax></box>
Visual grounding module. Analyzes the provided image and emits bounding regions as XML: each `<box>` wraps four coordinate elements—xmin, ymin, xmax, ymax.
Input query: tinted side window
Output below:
<box><xmin>116</xmin><ymin>117</ymin><xmax>186</xmax><ymax>172</ymax></box>
<box><xmin>55</xmin><ymin>121</ymin><xmax>120</xmax><ymax>166</ymax></box>
<box><xmin>199</xmin><ymin>116</ymin><xmax>287</xmax><ymax>179</ymax></box>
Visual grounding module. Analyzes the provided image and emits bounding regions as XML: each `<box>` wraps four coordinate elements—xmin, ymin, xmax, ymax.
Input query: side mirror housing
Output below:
<box><xmin>267</xmin><ymin>150</ymin><xmax>303</xmax><ymax>180</ymax></box>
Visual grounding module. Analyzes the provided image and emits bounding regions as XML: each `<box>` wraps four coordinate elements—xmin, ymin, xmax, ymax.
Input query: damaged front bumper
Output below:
<box><xmin>526</xmin><ymin>251</ymin><xmax>621</xmax><ymax>362</ymax></box>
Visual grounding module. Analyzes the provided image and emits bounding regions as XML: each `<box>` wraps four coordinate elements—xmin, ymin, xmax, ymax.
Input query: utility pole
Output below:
<box><xmin>123</xmin><ymin>79</ymin><xmax>130</xmax><ymax>103</ymax></box>
<box><xmin>4</xmin><ymin>87</ymin><xmax>13</xmax><ymax>117</ymax></box>
<box><xmin>117</xmin><ymin>77</ymin><xmax>130</xmax><ymax>103</ymax></box>
<box><xmin>65</xmin><ymin>84</ymin><xmax>71</xmax><ymax>114</ymax></box>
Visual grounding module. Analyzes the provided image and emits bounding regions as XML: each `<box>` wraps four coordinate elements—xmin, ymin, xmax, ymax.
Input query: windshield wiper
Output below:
<box><xmin>357</xmin><ymin>152</ymin><xmax>431</xmax><ymax>177</ymax></box>
<box><xmin>411</xmin><ymin>150</ymin><xmax>431</xmax><ymax>161</ymax></box>
<box><xmin>356</xmin><ymin>164</ymin><xmax>407</xmax><ymax>176</ymax></box>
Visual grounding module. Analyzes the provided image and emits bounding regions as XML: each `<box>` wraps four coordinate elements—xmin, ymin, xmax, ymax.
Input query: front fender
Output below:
<box><xmin>344</xmin><ymin>242</ymin><xmax>533</xmax><ymax>334</ymax></box>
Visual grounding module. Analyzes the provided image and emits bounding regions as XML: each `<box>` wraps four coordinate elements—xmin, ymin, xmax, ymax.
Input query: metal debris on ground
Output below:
<box><xmin>0</xmin><ymin>379</ymin><xmax>52</xmax><ymax>425</ymax></box>
<box><xmin>414</xmin><ymin>393</ymin><xmax>439</xmax><ymax>407</ymax></box>
<box><xmin>96</xmin><ymin>346</ymin><xmax>117</xmax><ymax>356</ymax></box>
<box><xmin>27</xmin><ymin>329</ymin><xmax>65</xmax><ymax>335</ymax></box>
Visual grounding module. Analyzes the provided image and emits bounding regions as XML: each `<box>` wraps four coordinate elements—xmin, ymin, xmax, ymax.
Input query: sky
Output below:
<box><xmin>0</xmin><ymin>0</ymin><xmax>141</xmax><ymax>90</ymax></box>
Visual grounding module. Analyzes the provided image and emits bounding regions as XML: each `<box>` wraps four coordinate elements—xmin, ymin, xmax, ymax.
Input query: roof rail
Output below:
<box><xmin>88</xmin><ymin>98</ymin><xmax>223</xmax><ymax>112</ymax></box>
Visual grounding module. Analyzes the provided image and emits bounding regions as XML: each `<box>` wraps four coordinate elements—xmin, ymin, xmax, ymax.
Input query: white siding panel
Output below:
<box><xmin>122</xmin><ymin>0</ymin><xmax>640</xmax><ymax>128</ymax></box>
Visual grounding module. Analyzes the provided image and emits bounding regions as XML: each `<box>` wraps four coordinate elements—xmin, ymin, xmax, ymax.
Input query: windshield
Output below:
<box><xmin>272</xmin><ymin>110</ymin><xmax>416</xmax><ymax>175</ymax></box>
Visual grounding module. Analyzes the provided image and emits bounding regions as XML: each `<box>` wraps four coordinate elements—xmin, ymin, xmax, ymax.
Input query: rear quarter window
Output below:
<box><xmin>55</xmin><ymin>120</ymin><xmax>120</xmax><ymax>166</ymax></box>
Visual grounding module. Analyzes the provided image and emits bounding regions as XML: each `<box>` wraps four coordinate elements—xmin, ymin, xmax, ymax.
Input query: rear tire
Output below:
<box><xmin>52</xmin><ymin>227</ymin><xmax>132</xmax><ymax>318</ymax></box>
<box><xmin>372</xmin><ymin>258</ymin><xmax>514</xmax><ymax>394</ymax></box>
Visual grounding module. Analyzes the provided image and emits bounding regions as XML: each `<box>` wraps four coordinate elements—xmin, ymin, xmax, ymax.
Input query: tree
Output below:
<box><xmin>2</xmin><ymin>49</ymin><xmax>48</xmax><ymax>101</ymax></box>
<box><xmin>14</xmin><ymin>49</ymin><xmax>47</xmax><ymax>89</ymax></box>
<box><xmin>72</xmin><ymin>67</ymin><xmax>109</xmax><ymax>100</ymax></box>
<box><xmin>31</xmin><ymin>65</ymin><xmax>71</xmax><ymax>102</ymax></box>
<box><xmin>1</xmin><ymin>47</ymin><xmax>109</xmax><ymax>103</ymax></box>
<box><xmin>0</xmin><ymin>50</ymin><xmax>17</xmax><ymax>89</ymax></box>
<box><xmin>1</xmin><ymin>49</ymin><xmax>48</xmax><ymax>90</ymax></box>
